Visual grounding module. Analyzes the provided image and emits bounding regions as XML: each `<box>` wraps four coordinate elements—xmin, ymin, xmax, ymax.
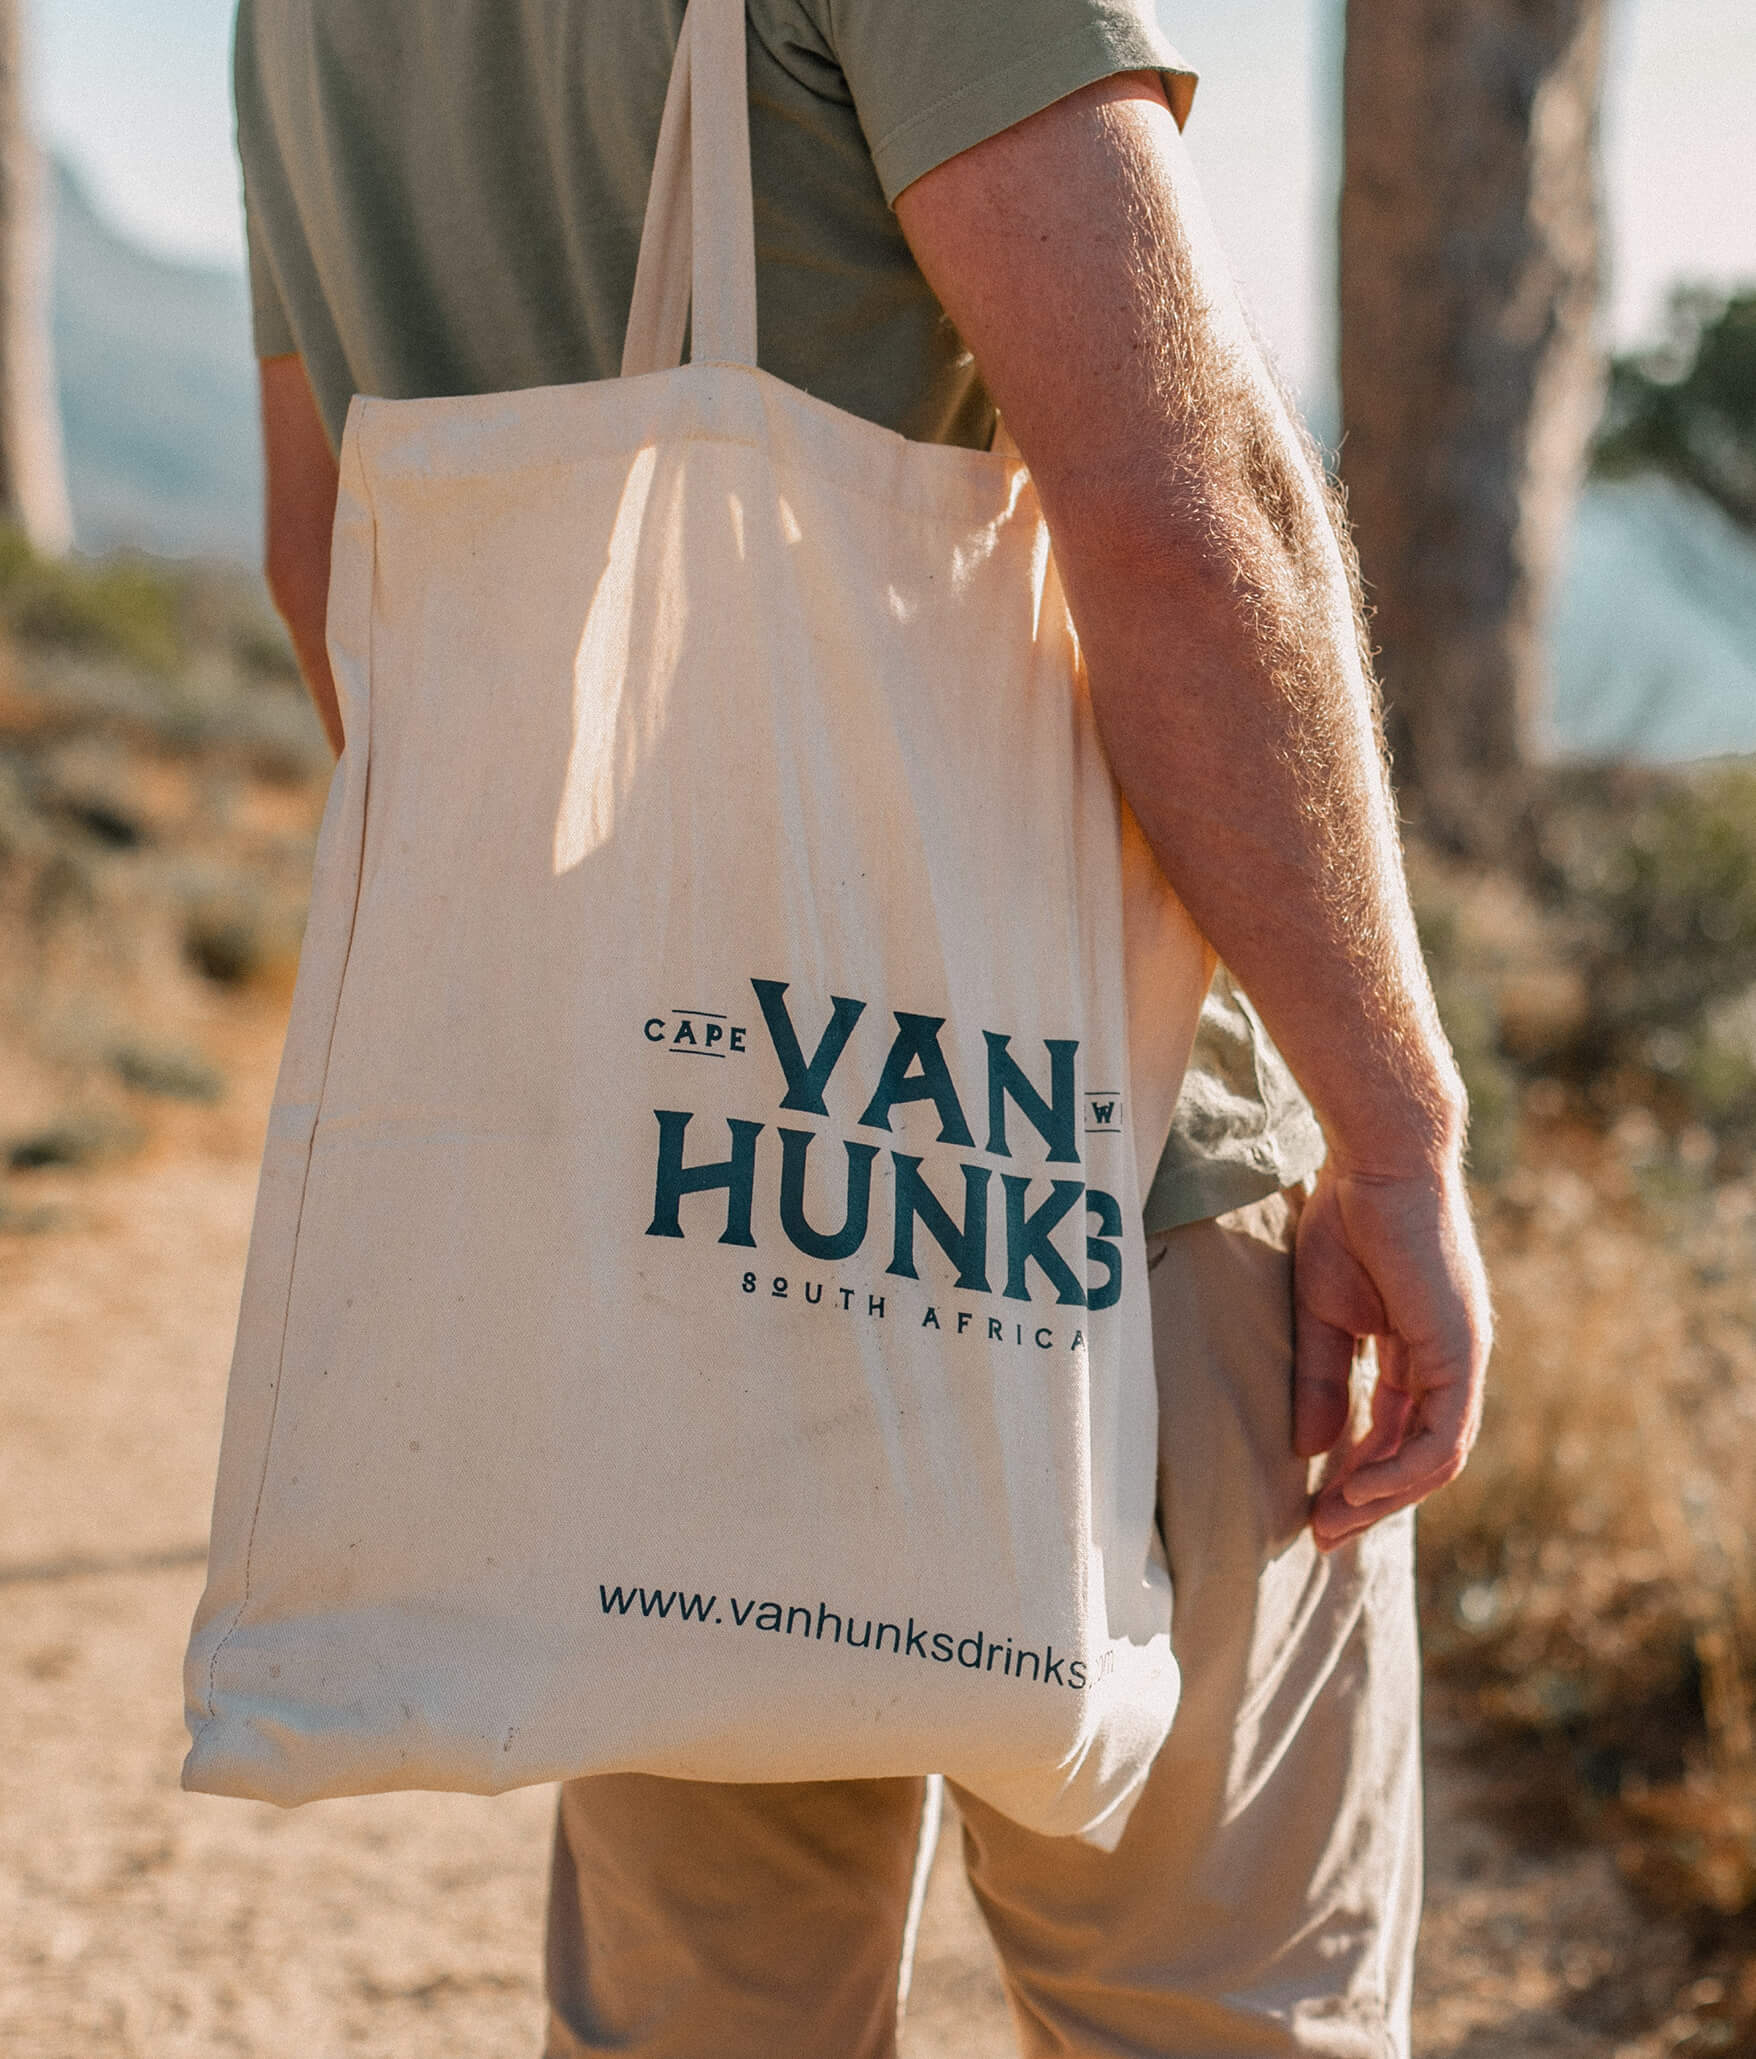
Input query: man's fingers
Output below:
<box><xmin>1311</xmin><ymin>1487</ymin><xmax>1418</xmax><ymax>1551</ymax></box>
<box><xmin>1341</xmin><ymin>1431</ymin><xmax>1461</xmax><ymax>1508</ymax></box>
<box><xmin>1317</xmin><ymin>1349</ymin><xmax>1412</xmax><ymax>1484</ymax></box>
<box><xmin>1311</xmin><ymin>1445</ymin><xmax>1455</xmax><ymax>1547</ymax></box>
<box><xmin>1333</xmin><ymin>1393</ymin><xmax>1472</xmax><ymax>1510</ymax></box>
<box><xmin>1292</xmin><ymin>1185</ymin><xmax>1395</xmax><ymax>1460</ymax></box>
<box><xmin>1292</xmin><ymin>1314</ymin><xmax>1354</xmax><ymax>1458</ymax></box>
<box><xmin>1307</xmin><ymin>1332</ymin><xmax>1477</xmax><ymax>1549</ymax></box>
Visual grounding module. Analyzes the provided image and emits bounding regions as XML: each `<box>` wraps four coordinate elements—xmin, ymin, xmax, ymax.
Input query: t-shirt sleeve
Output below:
<box><xmin>244</xmin><ymin>193</ymin><xmax>299</xmax><ymax>359</ymax></box>
<box><xmin>821</xmin><ymin>1</ymin><xmax>1197</xmax><ymax>204</ymax></box>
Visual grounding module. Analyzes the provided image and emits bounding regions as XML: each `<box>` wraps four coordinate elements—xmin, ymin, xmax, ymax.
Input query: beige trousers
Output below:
<box><xmin>543</xmin><ymin>1191</ymin><xmax>1422</xmax><ymax>2059</ymax></box>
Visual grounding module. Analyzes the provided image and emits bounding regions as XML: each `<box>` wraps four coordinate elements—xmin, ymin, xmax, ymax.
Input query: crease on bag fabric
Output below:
<box><xmin>193</xmin><ymin>428</ymin><xmax>380</xmax><ymax>1731</ymax></box>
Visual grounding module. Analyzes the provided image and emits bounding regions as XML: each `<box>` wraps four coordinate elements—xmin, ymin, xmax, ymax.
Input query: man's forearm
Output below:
<box><xmin>1050</xmin><ymin>395</ymin><xmax>1463</xmax><ymax>1178</ymax></box>
<box><xmin>898</xmin><ymin>81</ymin><xmax>1463</xmax><ymax>1177</ymax></box>
<box><xmin>271</xmin><ymin>547</ymin><xmax>343</xmax><ymax>756</ymax></box>
<box><xmin>260</xmin><ymin>354</ymin><xmax>345</xmax><ymax>758</ymax></box>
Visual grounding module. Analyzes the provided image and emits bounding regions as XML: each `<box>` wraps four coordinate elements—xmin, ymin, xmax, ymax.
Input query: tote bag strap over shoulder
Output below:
<box><xmin>621</xmin><ymin>0</ymin><xmax>759</xmax><ymax>377</ymax></box>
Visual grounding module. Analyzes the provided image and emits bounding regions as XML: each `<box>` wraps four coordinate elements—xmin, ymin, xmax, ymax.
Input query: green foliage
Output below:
<box><xmin>1595</xmin><ymin>287</ymin><xmax>1756</xmax><ymax>530</ymax></box>
<box><xmin>108</xmin><ymin>1040</ymin><xmax>225</xmax><ymax>1104</ymax></box>
<box><xmin>0</xmin><ymin>531</ymin><xmax>299</xmax><ymax>694</ymax></box>
<box><xmin>0</xmin><ymin>530</ymin><xmax>186</xmax><ymax>674</ymax></box>
<box><xmin>1414</xmin><ymin>894</ymin><xmax>1521</xmax><ymax>1182</ymax></box>
<box><xmin>1535</xmin><ymin>770</ymin><xmax>1756</xmax><ymax>1126</ymax></box>
<box><xmin>1412</xmin><ymin>770</ymin><xmax>1756</xmax><ymax>1170</ymax></box>
<box><xmin>228</xmin><ymin>616</ymin><xmax>301</xmax><ymax>685</ymax></box>
<box><xmin>182</xmin><ymin>903</ymin><xmax>265</xmax><ymax>987</ymax></box>
<box><xmin>5</xmin><ymin>1108</ymin><xmax>143</xmax><ymax>1173</ymax></box>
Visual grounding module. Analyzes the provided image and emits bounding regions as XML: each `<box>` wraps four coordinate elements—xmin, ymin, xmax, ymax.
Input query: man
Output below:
<box><xmin>235</xmin><ymin>3</ymin><xmax>1491</xmax><ymax>2052</ymax></box>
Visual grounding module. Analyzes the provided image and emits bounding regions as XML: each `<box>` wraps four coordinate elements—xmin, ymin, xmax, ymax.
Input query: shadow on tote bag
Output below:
<box><xmin>183</xmin><ymin>0</ymin><xmax>1213</xmax><ymax>1847</ymax></box>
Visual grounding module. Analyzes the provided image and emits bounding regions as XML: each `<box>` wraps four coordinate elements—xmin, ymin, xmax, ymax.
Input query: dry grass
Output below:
<box><xmin>1415</xmin><ymin>787</ymin><xmax>1756</xmax><ymax>2047</ymax></box>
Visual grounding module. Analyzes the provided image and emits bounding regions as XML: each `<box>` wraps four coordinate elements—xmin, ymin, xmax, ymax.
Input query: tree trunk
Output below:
<box><xmin>1339</xmin><ymin>0</ymin><xmax>1606</xmax><ymax>843</ymax></box>
<box><xmin>0</xmin><ymin>0</ymin><xmax>69</xmax><ymax>554</ymax></box>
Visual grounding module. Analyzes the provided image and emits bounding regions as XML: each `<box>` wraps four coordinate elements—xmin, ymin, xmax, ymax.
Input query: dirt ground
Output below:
<box><xmin>0</xmin><ymin>1016</ymin><xmax>1692</xmax><ymax>2058</ymax></box>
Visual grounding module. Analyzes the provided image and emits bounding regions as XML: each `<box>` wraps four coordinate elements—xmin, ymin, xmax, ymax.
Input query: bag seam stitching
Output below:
<box><xmin>360</xmin><ymin>365</ymin><xmax>1020</xmax><ymax>519</ymax></box>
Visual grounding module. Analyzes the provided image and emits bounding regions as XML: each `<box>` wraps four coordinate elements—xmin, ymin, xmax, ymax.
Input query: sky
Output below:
<box><xmin>35</xmin><ymin>0</ymin><xmax>1756</xmax><ymax>407</ymax></box>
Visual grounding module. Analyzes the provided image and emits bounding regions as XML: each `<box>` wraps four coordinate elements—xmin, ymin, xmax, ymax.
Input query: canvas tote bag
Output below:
<box><xmin>183</xmin><ymin>0</ymin><xmax>1214</xmax><ymax>1846</ymax></box>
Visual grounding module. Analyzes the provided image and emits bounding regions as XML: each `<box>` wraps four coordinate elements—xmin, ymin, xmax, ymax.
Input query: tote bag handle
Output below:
<box><xmin>621</xmin><ymin>0</ymin><xmax>759</xmax><ymax>376</ymax></box>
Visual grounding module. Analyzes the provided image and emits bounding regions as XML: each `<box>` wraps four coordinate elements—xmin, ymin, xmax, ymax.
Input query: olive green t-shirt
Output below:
<box><xmin>234</xmin><ymin>0</ymin><xmax>1325</xmax><ymax>1229</ymax></box>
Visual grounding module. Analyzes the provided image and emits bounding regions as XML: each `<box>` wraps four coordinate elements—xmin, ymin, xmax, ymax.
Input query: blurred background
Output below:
<box><xmin>3</xmin><ymin>1</ymin><xmax>1756</xmax><ymax>2053</ymax></box>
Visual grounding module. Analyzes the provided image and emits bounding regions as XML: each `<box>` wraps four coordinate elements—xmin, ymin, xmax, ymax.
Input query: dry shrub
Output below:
<box><xmin>0</xmin><ymin>551</ymin><xmax>328</xmax><ymax>1219</ymax></box>
<box><xmin>5</xmin><ymin>1107</ymin><xmax>143</xmax><ymax>1172</ymax></box>
<box><xmin>1413</xmin><ymin>768</ymin><xmax>1756</xmax><ymax>2028</ymax></box>
<box><xmin>1422</xmin><ymin>1119</ymin><xmax>1756</xmax><ymax>2021</ymax></box>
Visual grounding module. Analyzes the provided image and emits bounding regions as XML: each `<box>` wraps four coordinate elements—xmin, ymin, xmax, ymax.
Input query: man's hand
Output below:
<box><xmin>1293</xmin><ymin>1156</ymin><xmax>1491</xmax><ymax>1551</ymax></box>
